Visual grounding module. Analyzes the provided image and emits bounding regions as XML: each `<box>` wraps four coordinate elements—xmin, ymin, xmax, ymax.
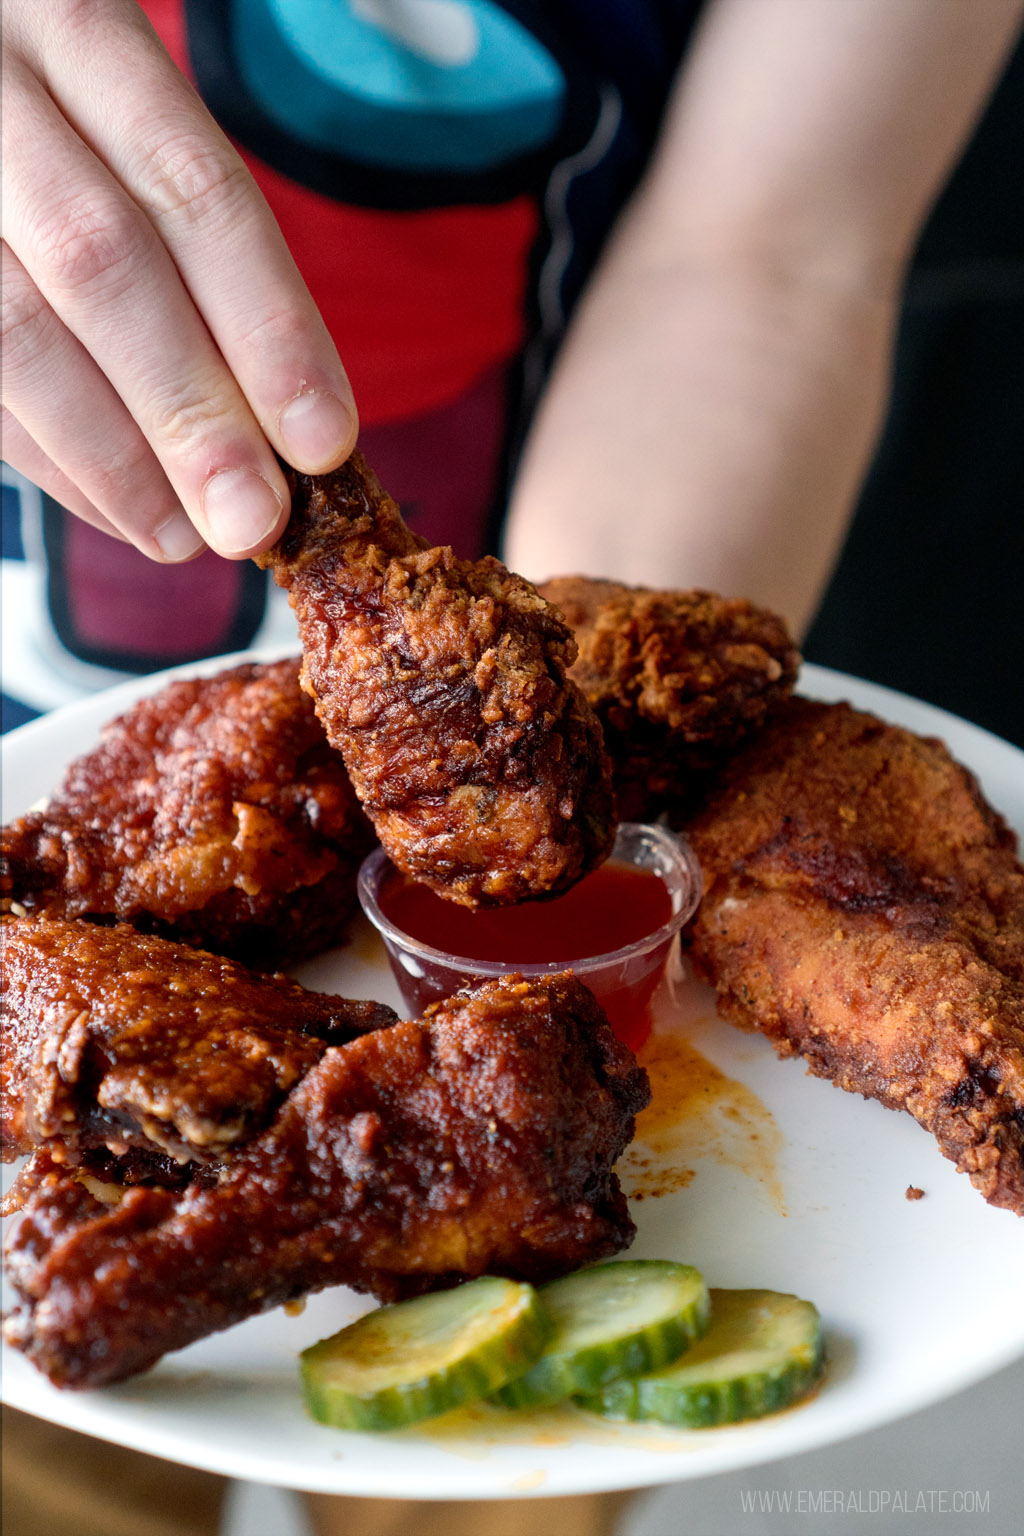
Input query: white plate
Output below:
<box><xmin>3</xmin><ymin>657</ymin><xmax>1023</xmax><ymax>1500</ymax></box>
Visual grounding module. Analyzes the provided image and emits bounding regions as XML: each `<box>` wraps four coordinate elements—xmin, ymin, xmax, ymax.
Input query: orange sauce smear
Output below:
<box><xmin>621</xmin><ymin>1003</ymin><xmax>786</xmax><ymax>1213</ymax></box>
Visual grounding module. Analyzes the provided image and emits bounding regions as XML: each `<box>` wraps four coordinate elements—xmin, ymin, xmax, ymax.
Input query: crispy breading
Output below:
<box><xmin>539</xmin><ymin>577</ymin><xmax>800</xmax><ymax>820</ymax></box>
<box><xmin>1</xmin><ymin>659</ymin><xmax>374</xmax><ymax>967</ymax></box>
<box><xmin>1</xmin><ymin>917</ymin><xmax>396</xmax><ymax>1171</ymax></box>
<box><xmin>3</xmin><ymin>971</ymin><xmax>649</xmax><ymax>1388</ymax></box>
<box><xmin>682</xmin><ymin>697</ymin><xmax>1024</xmax><ymax>1214</ymax></box>
<box><xmin>257</xmin><ymin>455</ymin><xmax>616</xmax><ymax>907</ymax></box>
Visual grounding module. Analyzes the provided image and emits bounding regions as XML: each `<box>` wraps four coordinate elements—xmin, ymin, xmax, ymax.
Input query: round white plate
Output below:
<box><xmin>3</xmin><ymin>657</ymin><xmax>1023</xmax><ymax>1500</ymax></box>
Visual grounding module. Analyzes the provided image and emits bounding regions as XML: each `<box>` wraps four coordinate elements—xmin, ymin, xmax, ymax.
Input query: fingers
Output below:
<box><xmin>0</xmin><ymin>407</ymin><xmax>130</xmax><ymax>544</ymax></box>
<box><xmin>3</xmin><ymin>1</ymin><xmax>358</xmax><ymax>560</ymax></box>
<box><xmin>82</xmin><ymin>11</ymin><xmax>360</xmax><ymax>470</ymax></box>
<box><xmin>1</xmin><ymin>242</ymin><xmax>202</xmax><ymax>559</ymax></box>
<box><xmin>3</xmin><ymin>52</ymin><xmax>289</xmax><ymax>558</ymax></box>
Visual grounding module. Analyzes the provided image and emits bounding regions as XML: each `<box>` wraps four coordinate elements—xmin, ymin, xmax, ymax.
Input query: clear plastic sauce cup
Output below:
<box><xmin>357</xmin><ymin>823</ymin><xmax>702</xmax><ymax>1052</ymax></box>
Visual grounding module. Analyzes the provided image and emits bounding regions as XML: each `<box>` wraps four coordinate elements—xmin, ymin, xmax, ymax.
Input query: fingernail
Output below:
<box><xmin>153</xmin><ymin>511</ymin><xmax>206</xmax><ymax>562</ymax></box>
<box><xmin>278</xmin><ymin>389</ymin><xmax>354</xmax><ymax>470</ymax></box>
<box><xmin>201</xmin><ymin>467</ymin><xmax>284</xmax><ymax>554</ymax></box>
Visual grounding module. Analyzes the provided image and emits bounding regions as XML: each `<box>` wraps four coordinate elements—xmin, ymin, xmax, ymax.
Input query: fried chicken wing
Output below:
<box><xmin>1</xmin><ymin>917</ymin><xmax>396</xmax><ymax>1170</ymax></box>
<box><xmin>682</xmin><ymin>697</ymin><xmax>1024</xmax><ymax>1214</ymax></box>
<box><xmin>257</xmin><ymin>454</ymin><xmax>615</xmax><ymax>907</ymax></box>
<box><xmin>3</xmin><ymin>970</ymin><xmax>649</xmax><ymax>1388</ymax></box>
<box><xmin>539</xmin><ymin>577</ymin><xmax>800</xmax><ymax>821</ymax></box>
<box><xmin>1</xmin><ymin>659</ymin><xmax>374</xmax><ymax>968</ymax></box>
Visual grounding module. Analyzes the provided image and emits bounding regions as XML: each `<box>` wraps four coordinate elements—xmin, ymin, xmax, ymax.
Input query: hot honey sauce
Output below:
<box><xmin>377</xmin><ymin>859</ymin><xmax>674</xmax><ymax>1052</ymax></box>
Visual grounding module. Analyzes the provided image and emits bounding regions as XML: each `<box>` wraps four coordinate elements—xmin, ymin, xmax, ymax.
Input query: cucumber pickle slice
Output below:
<box><xmin>492</xmin><ymin>1260</ymin><xmax>710</xmax><ymax>1410</ymax></box>
<box><xmin>300</xmin><ymin>1276</ymin><xmax>548</xmax><ymax>1431</ymax></box>
<box><xmin>579</xmin><ymin>1288</ymin><xmax>824</xmax><ymax>1427</ymax></box>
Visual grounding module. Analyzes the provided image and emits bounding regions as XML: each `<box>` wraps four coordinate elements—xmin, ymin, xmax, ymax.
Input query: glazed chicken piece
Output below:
<box><xmin>1</xmin><ymin>917</ymin><xmax>396</xmax><ymax>1173</ymax></box>
<box><xmin>3</xmin><ymin>971</ymin><xmax>649</xmax><ymax>1388</ymax></box>
<box><xmin>539</xmin><ymin>577</ymin><xmax>800</xmax><ymax>821</ymax></box>
<box><xmin>683</xmin><ymin>697</ymin><xmax>1024</xmax><ymax>1215</ymax></box>
<box><xmin>1</xmin><ymin>659</ymin><xmax>374</xmax><ymax>968</ymax></box>
<box><xmin>257</xmin><ymin>454</ymin><xmax>615</xmax><ymax>907</ymax></box>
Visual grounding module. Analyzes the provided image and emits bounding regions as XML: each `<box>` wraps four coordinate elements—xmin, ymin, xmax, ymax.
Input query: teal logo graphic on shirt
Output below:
<box><xmin>235</xmin><ymin>0</ymin><xmax>565</xmax><ymax>171</ymax></box>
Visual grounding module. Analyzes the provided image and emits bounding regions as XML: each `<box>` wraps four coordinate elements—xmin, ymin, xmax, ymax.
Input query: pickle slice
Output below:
<box><xmin>579</xmin><ymin>1288</ymin><xmax>824</xmax><ymax>1427</ymax></box>
<box><xmin>492</xmin><ymin>1260</ymin><xmax>709</xmax><ymax>1410</ymax></box>
<box><xmin>300</xmin><ymin>1276</ymin><xmax>547</xmax><ymax>1431</ymax></box>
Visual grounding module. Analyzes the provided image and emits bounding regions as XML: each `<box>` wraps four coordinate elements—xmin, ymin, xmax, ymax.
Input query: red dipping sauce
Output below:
<box><xmin>357</xmin><ymin>824</ymin><xmax>702</xmax><ymax>1053</ymax></box>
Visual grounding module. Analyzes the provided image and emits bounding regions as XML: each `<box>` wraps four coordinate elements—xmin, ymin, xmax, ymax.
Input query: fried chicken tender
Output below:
<box><xmin>1</xmin><ymin>917</ymin><xmax>396</xmax><ymax>1173</ymax></box>
<box><xmin>3</xmin><ymin>971</ymin><xmax>649</xmax><ymax>1388</ymax></box>
<box><xmin>257</xmin><ymin>454</ymin><xmax>615</xmax><ymax>907</ymax></box>
<box><xmin>682</xmin><ymin>697</ymin><xmax>1024</xmax><ymax>1214</ymax></box>
<box><xmin>539</xmin><ymin>577</ymin><xmax>800</xmax><ymax>821</ymax></box>
<box><xmin>1</xmin><ymin>659</ymin><xmax>374</xmax><ymax>968</ymax></box>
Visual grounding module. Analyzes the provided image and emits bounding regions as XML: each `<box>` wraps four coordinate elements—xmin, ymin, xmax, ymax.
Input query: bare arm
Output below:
<box><xmin>504</xmin><ymin>0</ymin><xmax>1023</xmax><ymax>636</ymax></box>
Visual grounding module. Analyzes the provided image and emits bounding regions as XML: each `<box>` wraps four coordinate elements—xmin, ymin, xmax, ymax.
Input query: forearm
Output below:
<box><xmin>505</xmin><ymin>250</ymin><xmax>896</xmax><ymax>637</ymax></box>
<box><xmin>505</xmin><ymin>0</ymin><xmax>1023</xmax><ymax>637</ymax></box>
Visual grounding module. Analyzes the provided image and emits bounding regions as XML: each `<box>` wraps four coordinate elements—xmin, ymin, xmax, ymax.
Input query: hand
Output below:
<box><xmin>1</xmin><ymin>0</ymin><xmax>357</xmax><ymax>561</ymax></box>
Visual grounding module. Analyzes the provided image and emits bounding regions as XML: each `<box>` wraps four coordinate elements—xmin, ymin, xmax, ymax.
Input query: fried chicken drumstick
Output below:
<box><xmin>1</xmin><ymin>659</ymin><xmax>374</xmax><ymax>968</ymax></box>
<box><xmin>539</xmin><ymin>577</ymin><xmax>800</xmax><ymax>821</ymax></box>
<box><xmin>683</xmin><ymin>698</ymin><xmax>1024</xmax><ymax>1214</ymax></box>
<box><xmin>1</xmin><ymin>918</ymin><xmax>396</xmax><ymax>1173</ymax></box>
<box><xmin>2</xmin><ymin>950</ymin><xmax>649</xmax><ymax>1389</ymax></box>
<box><xmin>257</xmin><ymin>454</ymin><xmax>615</xmax><ymax>907</ymax></box>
